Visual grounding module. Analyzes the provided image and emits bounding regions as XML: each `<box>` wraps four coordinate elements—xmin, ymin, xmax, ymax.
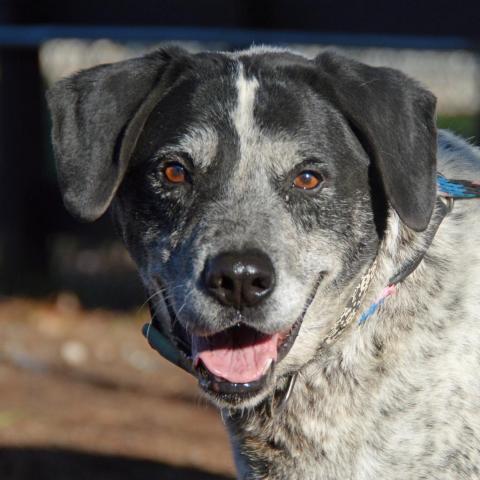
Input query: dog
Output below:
<box><xmin>47</xmin><ymin>46</ymin><xmax>480</xmax><ymax>479</ymax></box>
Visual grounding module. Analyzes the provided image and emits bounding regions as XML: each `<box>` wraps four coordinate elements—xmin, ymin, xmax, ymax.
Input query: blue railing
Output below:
<box><xmin>0</xmin><ymin>25</ymin><xmax>476</xmax><ymax>50</ymax></box>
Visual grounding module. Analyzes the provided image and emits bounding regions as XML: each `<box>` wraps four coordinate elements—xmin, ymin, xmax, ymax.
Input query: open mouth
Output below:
<box><xmin>191</xmin><ymin>319</ymin><xmax>302</xmax><ymax>399</ymax></box>
<box><xmin>165</xmin><ymin>305</ymin><xmax>306</xmax><ymax>402</ymax></box>
<box><xmin>150</xmin><ymin>272</ymin><xmax>325</xmax><ymax>403</ymax></box>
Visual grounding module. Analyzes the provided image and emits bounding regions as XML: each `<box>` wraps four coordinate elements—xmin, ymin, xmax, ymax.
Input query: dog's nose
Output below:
<box><xmin>203</xmin><ymin>251</ymin><xmax>275</xmax><ymax>309</ymax></box>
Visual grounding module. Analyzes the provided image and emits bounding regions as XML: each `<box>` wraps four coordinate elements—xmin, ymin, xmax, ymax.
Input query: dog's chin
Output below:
<box><xmin>171</xmin><ymin>316</ymin><xmax>303</xmax><ymax>409</ymax></box>
<box><xmin>197</xmin><ymin>366</ymin><xmax>278</xmax><ymax>409</ymax></box>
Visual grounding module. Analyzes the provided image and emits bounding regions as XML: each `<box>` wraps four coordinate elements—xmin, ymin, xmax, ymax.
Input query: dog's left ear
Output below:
<box><xmin>314</xmin><ymin>52</ymin><xmax>437</xmax><ymax>232</ymax></box>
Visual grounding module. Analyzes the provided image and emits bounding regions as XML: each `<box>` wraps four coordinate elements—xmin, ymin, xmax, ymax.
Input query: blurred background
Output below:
<box><xmin>0</xmin><ymin>1</ymin><xmax>479</xmax><ymax>478</ymax></box>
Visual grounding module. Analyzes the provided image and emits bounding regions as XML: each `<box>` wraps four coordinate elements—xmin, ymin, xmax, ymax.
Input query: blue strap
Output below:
<box><xmin>358</xmin><ymin>298</ymin><xmax>386</xmax><ymax>325</ymax></box>
<box><xmin>437</xmin><ymin>173</ymin><xmax>480</xmax><ymax>199</ymax></box>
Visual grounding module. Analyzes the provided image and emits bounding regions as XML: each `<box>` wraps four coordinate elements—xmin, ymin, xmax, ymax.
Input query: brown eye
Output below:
<box><xmin>163</xmin><ymin>162</ymin><xmax>187</xmax><ymax>184</ymax></box>
<box><xmin>293</xmin><ymin>171</ymin><xmax>323</xmax><ymax>190</ymax></box>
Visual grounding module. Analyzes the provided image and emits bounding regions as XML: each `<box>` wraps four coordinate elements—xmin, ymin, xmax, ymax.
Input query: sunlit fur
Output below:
<box><xmin>226</xmin><ymin>130</ymin><xmax>480</xmax><ymax>479</ymax></box>
<box><xmin>48</xmin><ymin>45</ymin><xmax>480</xmax><ymax>479</ymax></box>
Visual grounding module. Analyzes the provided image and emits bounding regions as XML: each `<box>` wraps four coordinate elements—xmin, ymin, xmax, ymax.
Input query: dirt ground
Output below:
<box><xmin>0</xmin><ymin>295</ymin><xmax>235</xmax><ymax>479</ymax></box>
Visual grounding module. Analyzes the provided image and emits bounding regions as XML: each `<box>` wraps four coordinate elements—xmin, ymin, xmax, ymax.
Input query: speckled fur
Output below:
<box><xmin>47</xmin><ymin>45</ymin><xmax>480</xmax><ymax>480</ymax></box>
<box><xmin>227</xmin><ymin>131</ymin><xmax>480</xmax><ymax>479</ymax></box>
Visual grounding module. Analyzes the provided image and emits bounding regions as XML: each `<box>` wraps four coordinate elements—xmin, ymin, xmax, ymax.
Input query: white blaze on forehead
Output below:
<box><xmin>232</xmin><ymin>64</ymin><xmax>259</xmax><ymax>140</ymax></box>
<box><xmin>231</xmin><ymin>64</ymin><xmax>260</xmax><ymax>178</ymax></box>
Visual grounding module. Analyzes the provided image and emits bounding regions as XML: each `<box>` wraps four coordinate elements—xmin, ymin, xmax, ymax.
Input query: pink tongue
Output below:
<box><xmin>192</xmin><ymin>326</ymin><xmax>279</xmax><ymax>384</ymax></box>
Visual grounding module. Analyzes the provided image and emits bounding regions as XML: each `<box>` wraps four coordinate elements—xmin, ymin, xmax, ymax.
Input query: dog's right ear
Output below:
<box><xmin>47</xmin><ymin>47</ymin><xmax>186</xmax><ymax>221</ymax></box>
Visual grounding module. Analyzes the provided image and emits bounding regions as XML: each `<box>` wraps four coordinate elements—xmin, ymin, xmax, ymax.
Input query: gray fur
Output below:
<box><xmin>226</xmin><ymin>131</ymin><xmax>480</xmax><ymax>479</ymax></box>
<box><xmin>47</xmin><ymin>46</ymin><xmax>480</xmax><ymax>479</ymax></box>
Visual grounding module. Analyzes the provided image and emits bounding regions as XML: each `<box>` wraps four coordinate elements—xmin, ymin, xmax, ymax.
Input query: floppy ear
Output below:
<box><xmin>314</xmin><ymin>52</ymin><xmax>437</xmax><ymax>232</ymax></box>
<box><xmin>47</xmin><ymin>47</ymin><xmax>186</xmax><ymax>221</ymax></box>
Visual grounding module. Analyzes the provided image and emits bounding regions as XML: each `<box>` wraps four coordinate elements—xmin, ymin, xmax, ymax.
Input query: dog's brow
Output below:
<box><xmin>160</xmin><ymin>126</ymin><xmax>219</xmax><ymax>169</ymax></box>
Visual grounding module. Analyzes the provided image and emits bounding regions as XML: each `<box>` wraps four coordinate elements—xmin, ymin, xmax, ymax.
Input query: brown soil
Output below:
<box><xmin>0</xmin><ymin>296</ymin><xmax>235</xmax><ymax>479</ymax></box>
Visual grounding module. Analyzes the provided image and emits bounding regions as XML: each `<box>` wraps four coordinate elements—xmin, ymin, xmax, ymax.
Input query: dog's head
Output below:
<box><xmin>47</xmin><ymin>47</ymin><xmax>437</xmax><ymax>408</ymax></box>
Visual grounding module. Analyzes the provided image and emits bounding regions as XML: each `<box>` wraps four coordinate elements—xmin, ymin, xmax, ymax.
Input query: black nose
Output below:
<box><xmin>203</xmin><ymin>251</ymin><xmax>275</xmax><ymax>309</ymax></box>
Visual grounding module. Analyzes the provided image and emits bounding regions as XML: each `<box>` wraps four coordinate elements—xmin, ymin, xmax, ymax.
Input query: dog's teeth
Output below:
<box><xmin>263</xmin><ymin>358</ymin><xmax>273</xmax><ymax>375</ymax></box>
